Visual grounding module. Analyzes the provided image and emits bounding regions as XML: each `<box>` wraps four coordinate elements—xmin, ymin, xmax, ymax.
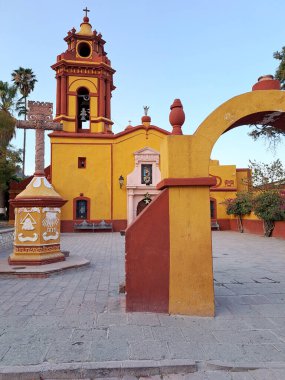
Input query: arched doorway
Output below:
<box><xmin>136</xmin><ymin>194</ymin><xmax>152</xmax><ymax>215</ymax></box>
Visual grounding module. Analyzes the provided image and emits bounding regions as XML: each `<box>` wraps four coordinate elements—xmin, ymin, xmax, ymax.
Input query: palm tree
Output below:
<box><xmin>0</xmin><ymin>81</ymin><xmax>17</xmax><ymax>115</ymax></box>
<box><xmin>11</xmin><ymin>67</ymin><xmax>37</xmax><ymax>177</ymax></box>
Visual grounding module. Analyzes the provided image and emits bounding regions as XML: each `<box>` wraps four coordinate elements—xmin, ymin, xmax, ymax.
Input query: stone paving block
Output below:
<box><xmin>178</xmin><ymin>373</ymin><xmax>206</xmax><ymax>379</ymax></box>
<box><xmin>89</xmin><ymin>338</ymin><xmax>129</xmax><ymax>361</ymax></box>
<box><xmin>213</xmin><ymin>330</ymin><xmax>280</xmax><ymax>345</ymax></box>
<box><xmin>129</xmin><ymin>340</ymin><xmax>169</xmax><ymax>360</ymax></box>
<box><xmin>181</xmin><ymin>328</ymin><xmax>218</xmax><ymax>344</ymax></box>
<box><xmin>1</xmin><ymin>342</ymin><xmax>50</xmax><ymax>365</ymax></box>
<box><xmin>242</xmin><ymin>317</ymin><xmax>277</xmax><ymax>330</ymax></box>
<box><xmin>241</xmin><ymin>344</ymin><xmax>285</xmax><ymax>362</ymax></box>
<box><xmin>152</xmin><ymin>326</ymin><xmax>185</xmax><ymax>342</ymax></box>
<box><xmin>226</xmin><ymin>304</ymin><xmax>263</xmax><ymax>317</ymax></box>
<box><xmin>142</xmin><ymin>326</ymin><xmax>154</xmax><ymax>340</ymax></box>
<box><xmin>0</xmin><ymin>327</ymin><xmax>73</xmax><ymax>347</ymax></box>
<box><xmin>252</xmin><ymin>304</ymin><xmax>285</xmax><ymax>318</ymax></box>
<box><xmin>167</xmin><ymin>341</ymin><xmax>205</xmax><ymax>360</ymax></box>
<box><xmin>108</xmin><ymin>325</ymin><xmax>145</xmax><ymax>342</ymax></box>
<box><xmin>214</xmin><ymin>285</ymin><xmax>236</xmax><ymax>296</ymax></box>
<box><xmin>271</xmin><ymin>369</ymin><xmax>285</xmax><ymax>378</ymax></box>
<box><xmin>0</xmin><ymin>315</ymin><xmax>29</xmax><ymax>329</ymax></box>
<box><xmin>0</xmin><ymin>344</ymin><xmax>10</xmax><ymax>361</ymax></box>
<box><xmin>249</xmin><ymin>368</ymin><xmax>278</xmax><ymax>379</ymax></box>
<box><xmin>71</xmin><ymin>328</ymin><xmax>107</xmax><ymax>342</ymax></box>
<box><xmin>205</xmin><ymin>371</ymin><xmax>233</xmax><ymax>380</ymax></box>
<box><xmin>127</xmin><ymin>312</ymin><xmax>161</xmax><ymax>326</ymax></box>
<box><xmin>214</xmin><ymin>305</ymin><xmax>234</xmax><ymax>318</ymax></box>
<box><xmin>97</xmin><ymin>312</ymin><xmax>128</xmax><ymax>327</ymax></box>
<box><xmin>158</xmin><ymin>314</ymin><xmax>189</xmax><ymax>327</ymax></box>
<box><xmin>261</xmin><ymin>293</ymin><xmax>285</xmax><ymax>304</ymax></box>
<box><xmin>231</xmin><ymin>372</ymin><xmax>255</xmax><ymax>380</ymax></box>
<box><xmin>46</xmin><ymin>340</ymin><xmax>92</xmax><ymax>364</ymax></box>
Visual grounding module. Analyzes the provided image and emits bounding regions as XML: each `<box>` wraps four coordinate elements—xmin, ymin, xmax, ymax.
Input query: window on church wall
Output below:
<box><xmin>78</xmin><ymin>157</ymin><xmax>86</xmax><ymax>168</ymax></box>
<box><xmin>76</xmin><ymin>200</ymin><xmax>88</xmax><ymax>220</ymax></box>
<box><xmin>77</xmin><ymin>87</ymin><xmax>90</xmax><ymax>131</ymax></box>
<box><xmin>141</xmin><ymin>164</ymin><xmax>152</xmax><ymax>185</ymax></box>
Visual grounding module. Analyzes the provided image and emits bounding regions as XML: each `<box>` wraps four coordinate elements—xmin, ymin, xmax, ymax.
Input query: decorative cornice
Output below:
<box><xmin>51</xmin><ymin>60</ymin><xmax>115</xmax><ymax>74</ymax></box>
<box><xmin>49</xmin><ymin>125</ymin><xmax>170</xmax><ymax>139</ymax></box>
<box><xmin>10</xmin><ymin>197</ymin><xmax>67</xmax><ymax>208</ymax></box>
<box><xmin>156</xmin><ymin>177</ymin><xmax>217</xmax><ymax>190</ymax></box>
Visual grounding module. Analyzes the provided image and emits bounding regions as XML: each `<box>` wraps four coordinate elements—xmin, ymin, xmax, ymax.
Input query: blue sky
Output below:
<box><xmin>1</xmin><ymin>0</ymin><xmax>285</xmax><ymax>175</ymax></box>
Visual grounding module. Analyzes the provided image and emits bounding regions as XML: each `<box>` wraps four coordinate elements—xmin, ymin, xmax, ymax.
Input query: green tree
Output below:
<box><xmin>273</xmin><ymin>46</ymin><xmax>285</xmax><ymax>89</ymax></box>
<box><xmin>0</xmin><ymin>110</ymin><xmax>16</xmax><ymax>148</ymax></box>
<box><xmin>11</xmin><ymin>67</ymin><xmax>37</xmax><ymax>177</ymax></box>
<box><xmin>249</xmin><ymin>159</ymin><xmax>285</xmax><ymax>190</ymax></box>
<box><xmin>248</xmin><ymin>47</ymin><xmax>285</xmax><ymax>146</ymax></box>
<box><xmin>253</xmin><ymin>190</ymin><xmax>285</xmax><ymax>237</ymax></box>
<box><xmin>225</xmin><ymin>192</ymin><xmax>253</xmax><ymax>233</ymax></box>
<box><xmin>0</xmin><ymin>79</ymin><xmax>20</xmax><ymax>219</ymax></box>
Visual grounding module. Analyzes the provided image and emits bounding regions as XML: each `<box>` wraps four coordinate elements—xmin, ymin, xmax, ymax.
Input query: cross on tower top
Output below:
<box><xmin>83</xmin><ymin>7</ymin><xmax>90</xmax><ymax>18</ymax></box>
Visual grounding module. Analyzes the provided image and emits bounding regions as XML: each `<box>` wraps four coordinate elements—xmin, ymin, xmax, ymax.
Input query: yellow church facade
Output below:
<box><xmin>47</xmin><ymin>13</ymin><xmax>250</xmax><ymax>233</ymax></box>
<box><xmin>9</xmin><ymin>12</ymin><xmax>250</xmax><ymax>232</ymax></box>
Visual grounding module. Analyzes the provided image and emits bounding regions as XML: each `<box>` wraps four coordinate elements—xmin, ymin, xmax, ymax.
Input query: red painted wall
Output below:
<box><xmin>125</xmin><ymin>189</ymin><xmax>170</xmax><ymax>313</ymax></box>
<box><xmin>217</xmin><ymin>219</ymin><xmax>231</xmax><ymax>230</ymax></box>
<box><xmin>272</xmin><ymin>221</ymin><xmax>285</xmax><ymax>238</ymax></box>
<box><xmin>227</xmin><ymin>218</ymin><xmax>285</xmax><ymax>239</ymax></box>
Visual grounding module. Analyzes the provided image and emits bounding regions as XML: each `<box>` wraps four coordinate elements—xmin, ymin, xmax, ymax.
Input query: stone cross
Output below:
<box><xmin>16</xmin><ymin>101</ymin><xmax>62</xmax><ymax>176</ymax></box>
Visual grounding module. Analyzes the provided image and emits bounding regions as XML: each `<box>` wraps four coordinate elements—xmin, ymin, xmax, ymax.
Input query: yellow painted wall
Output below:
<box><xmin>169</xmin><ymin>186</ymin><xmax>215</xmax><ymax>316</ymax></box>
<box><xmin>52</xmin><ymin>139</ymin><xmax>111</xmax><ymax>220</ymax></box>
<box><xmin>236</xmin><ymin>169</ymin><xmax>250</xmax><ymax>192</ymax></box>
<box><xmin>51</xmin><ymin>128</ymin><xmax>166</xmax><ymax>221</ymax></box>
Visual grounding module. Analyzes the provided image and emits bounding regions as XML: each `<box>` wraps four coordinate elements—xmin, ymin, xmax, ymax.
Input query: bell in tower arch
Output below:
<box><xmin>77</xmin><ymin>87</ymin><xmax>90</xmax><ymax>130</ymax></box>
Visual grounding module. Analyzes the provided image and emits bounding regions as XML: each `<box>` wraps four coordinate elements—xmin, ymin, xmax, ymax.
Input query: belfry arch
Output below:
<box><xmin>125</xmin><ymin>82</ymin><xmax>285</xmax><ymax>317</ymax></box>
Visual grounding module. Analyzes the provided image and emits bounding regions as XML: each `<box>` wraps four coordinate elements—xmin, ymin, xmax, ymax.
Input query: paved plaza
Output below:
<box><xmin>0</xmin><ymin>231</ymin><xmax>285</xmax><ymax>379</ymax></box>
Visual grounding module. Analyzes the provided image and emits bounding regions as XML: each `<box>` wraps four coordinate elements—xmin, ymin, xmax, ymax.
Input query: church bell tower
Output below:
<box><xmin>51</xmin><ymin>8</ymin><xmax>115</xmax><ymax>134</ymax></box>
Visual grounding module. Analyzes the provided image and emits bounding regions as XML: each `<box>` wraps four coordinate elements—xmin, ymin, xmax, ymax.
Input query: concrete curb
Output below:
<box><xmin>2</xmin><ymin>360</ymin><xmax>285</xmax><ymax>379</ymax></box>
<box><xmin>0</xmin><ymin>360</ymin><xmax>196</xmax><ymax>379</ymax></box>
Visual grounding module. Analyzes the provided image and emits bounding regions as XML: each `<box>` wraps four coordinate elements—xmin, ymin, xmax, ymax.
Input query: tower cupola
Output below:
<box><xmin>51</xmin><ymin>8</ymin><xmax>116</xmax><ymax>134</ymax></box>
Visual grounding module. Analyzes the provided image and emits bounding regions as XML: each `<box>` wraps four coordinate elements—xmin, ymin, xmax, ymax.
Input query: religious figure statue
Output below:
<box><xmin>143</xmin><ymin>106</ymin><xmax>150</xmax><ymax>116</ymax></box>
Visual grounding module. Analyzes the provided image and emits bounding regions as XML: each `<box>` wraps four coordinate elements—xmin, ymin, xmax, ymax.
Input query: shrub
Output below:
<box><xmin>253</xmin><ymin>190</ymin><xmax>285</xmax><ymax>237</ymax></box>
<box><xmin>225</xmin><ymin>192</ymin><xmax>253</xmax><ymax>233</ymax></box>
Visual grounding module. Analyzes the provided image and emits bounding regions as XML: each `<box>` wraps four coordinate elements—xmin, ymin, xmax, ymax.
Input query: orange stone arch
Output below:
<box><xmin>192</xmin><ymin>90</ymin><xmax>285</xmax><ymax>177</ymax></box>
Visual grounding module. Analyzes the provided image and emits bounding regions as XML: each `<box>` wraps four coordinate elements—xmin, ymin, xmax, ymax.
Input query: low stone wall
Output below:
<box><xmin>217</xmin><ymin>218</ymin><xmax>285</xmax><ymax>239</ymax></box>
<box><xmin>0</xmin><ymin>228</ymin><xmax>14</xmax><ymax>249</ymax></box>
